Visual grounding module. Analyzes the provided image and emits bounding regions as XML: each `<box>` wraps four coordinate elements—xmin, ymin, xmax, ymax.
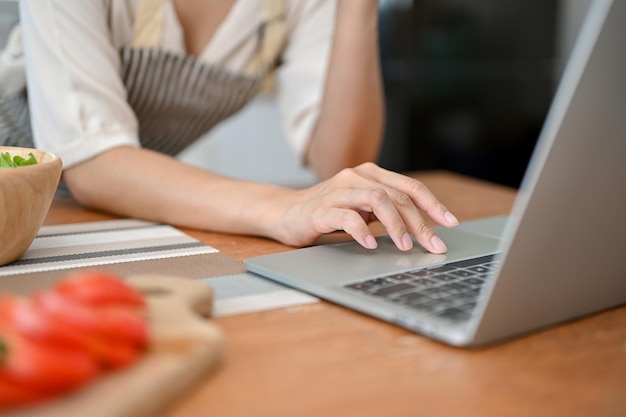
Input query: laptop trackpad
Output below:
<box><xmin>245</xmin><ymin>225</ymin><xmax>503</xmax><ymax>287</ymax></box>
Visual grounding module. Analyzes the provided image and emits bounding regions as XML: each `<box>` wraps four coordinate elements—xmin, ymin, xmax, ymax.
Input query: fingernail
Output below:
<box><xmin>430</xmin><ymin>235</ymin><xmax>447</xmax><ymax>253</ymax></box>
<box><xmin>402</xmin><ymin>233</ymin><xmax>413</xmax><ymax>250</ymax></box>
<box><xmin>444</xmin><ymin>211</ymin><xmax>459</xmax><ymax>226</ymax></box>
<box><xmin>365</xmin><ymin>234</ymin><xmax>378</xmax><ymax>249</ymax></box>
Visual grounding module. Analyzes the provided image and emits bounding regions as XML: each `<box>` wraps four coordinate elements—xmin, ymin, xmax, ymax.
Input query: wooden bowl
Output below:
<box><xmin>0</xmin><ymin>146</ymin><xmax>63</xmax><ymax>266</ymax></box>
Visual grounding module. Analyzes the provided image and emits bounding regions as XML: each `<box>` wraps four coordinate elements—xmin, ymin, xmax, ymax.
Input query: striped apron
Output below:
<box><xmin>0</xmin><ymin>0</ymin><xmax>286</xmax><ymax>157</ymax></box>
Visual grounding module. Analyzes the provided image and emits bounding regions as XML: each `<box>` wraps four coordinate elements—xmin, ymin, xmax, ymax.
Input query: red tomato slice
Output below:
<box><xmin>53</xmin><ymin>271</ymin><xmax>146</xmax><ymax>308</ymax></box>
<box><xmin>98</xmin><ymin>306</ymin><xmax>149</xmax><ymax>347</ymax></box>
<box><xmin>32</xmin><ymin>290</ymin><xmax>103</xmax><ymax>334</ymax></box>
<box><xmin>32</xmin><ymin>290</ymin><xmax>148</xmax><ymax>368</ymax></box>
<box><xmin>0</xmin><ymin>373</ymin><xmax>49</xmax><ymax>410</ymax></box>
<box><xmin>0</xmin><ymin>328</ymin><xmax>99</xmax><ymax>394</ymax></box>
<box><xmin>0</xmin><ymin>296</ymin><xmax>91</xmax><ymax>352</ymax></box>
<box><xmin>0</xmin><ymin>296</ymin><xmax>141</xmax><ymax>369</ymax></box>
<box><xmin>33</xmin><ymin>290</ymin><xmax>148</xmax><ymax>346</ymax></box>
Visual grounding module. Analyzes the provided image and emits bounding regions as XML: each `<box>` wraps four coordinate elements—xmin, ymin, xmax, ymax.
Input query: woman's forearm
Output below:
<box><xmin>307</xmin><ymin>0</ymin><xmax>384</xmax><ymax>180</ymax></box>
<box><xmin>62</xmin><ymin>146</ymin><xmax>293</xmax><ymax>240</ymax></box>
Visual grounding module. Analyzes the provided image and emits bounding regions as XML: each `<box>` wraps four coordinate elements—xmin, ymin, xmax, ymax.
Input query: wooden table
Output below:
<box><xmin>44</xmin><ymin>171</ymin><xmax>626</xmax><ymax>417</ymax></box>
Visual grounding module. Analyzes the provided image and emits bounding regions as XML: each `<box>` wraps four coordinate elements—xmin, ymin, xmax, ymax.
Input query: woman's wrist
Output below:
<box><xmin>237</xmin><ymin>184</ymin><xmax>301</xmax><ymax>244</ymax></box>
<box><xmin>253</xmin><ymin>186</ymin><xmax>322</xmax><ymax>247</ymax></box>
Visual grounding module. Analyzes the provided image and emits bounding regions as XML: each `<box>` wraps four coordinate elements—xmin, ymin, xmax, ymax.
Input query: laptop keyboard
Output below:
<box><xmin>343</xmin><ymin>255</ymin><xmax>500</xmax><ymax>323</ymax></box>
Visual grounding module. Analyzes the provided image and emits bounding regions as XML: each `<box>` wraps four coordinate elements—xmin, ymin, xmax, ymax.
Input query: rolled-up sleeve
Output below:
<box><xmin>19</xmin><ymin>0</ymin><xmax>140</xmax><ymax>168</ymax></box>
<box><xmin>277</xmin><ymin>0</ymin><xmax>336</xmax><ymax>164</ymax></box>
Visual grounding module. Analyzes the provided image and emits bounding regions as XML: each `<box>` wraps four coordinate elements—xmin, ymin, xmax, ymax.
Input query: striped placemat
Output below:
<box><xmin>0</xmin><ymin>219</ymin><xmax>319</xmax><ymax>316</ymax></box>
<box><xmin>0</xmin><ymin>219</ymin><xmax>246</xmax><ymax>296</ymax></box>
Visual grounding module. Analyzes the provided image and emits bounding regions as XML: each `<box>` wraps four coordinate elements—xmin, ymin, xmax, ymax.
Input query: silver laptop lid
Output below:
<box><xmin>470</xmin><ymin>0</ymin><xmax>626</xmax><ymax>345</ymax></box>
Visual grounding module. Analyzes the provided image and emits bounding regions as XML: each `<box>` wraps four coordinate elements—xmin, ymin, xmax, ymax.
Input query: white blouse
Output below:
<box><xmin>9</xmin><ymin>0</ymin><xmax>336</xmax><ymax>168</ymax></box>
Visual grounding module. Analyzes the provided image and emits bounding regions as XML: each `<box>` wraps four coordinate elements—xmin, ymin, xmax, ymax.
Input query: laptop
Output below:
<box><xmin>245</xmin><ymin>0</ymin><xmax>626</xmax><ymax>347</ymax></box>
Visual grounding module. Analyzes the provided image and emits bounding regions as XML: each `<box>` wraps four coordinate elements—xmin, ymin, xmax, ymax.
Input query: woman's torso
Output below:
<box><xmin>1</xmin><ymin>0</ymin><xmax>282</xmax><ymax>155</ymax></box>
<box><xmin>1</xmin><ymin>0</ymin><xmax>335</xmax><ymax>168</ymax></box>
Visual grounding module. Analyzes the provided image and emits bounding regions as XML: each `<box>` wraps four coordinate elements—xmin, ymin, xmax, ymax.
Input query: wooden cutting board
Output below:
<box><xmin>1</xmin><ymin>275</ymin><xmax>223</xmax><ymax>417</ymax></box>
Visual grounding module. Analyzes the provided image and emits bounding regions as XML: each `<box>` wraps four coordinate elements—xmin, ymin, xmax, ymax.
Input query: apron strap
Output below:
<box><xmin>244</xmin><ymin>0</ymin><xmax>287</xmax><ymax>91</ymax></box>
<box><xmin>132</xmin><ymin>0</ymin><xmax>166</xmax><ymax>48</ymax></box>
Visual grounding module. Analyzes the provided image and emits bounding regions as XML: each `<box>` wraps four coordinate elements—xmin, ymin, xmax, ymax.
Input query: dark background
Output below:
<box><xmin>375</xmin><ymin>0</ymin><xmax>562</xmax><ymax>188</ymax></box>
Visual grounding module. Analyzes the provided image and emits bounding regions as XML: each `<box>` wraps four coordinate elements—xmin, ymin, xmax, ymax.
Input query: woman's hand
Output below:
<box><xmin>271</xmin><ymin>163</ymin><xmax>459</xmax><ymax>253</ymax></box>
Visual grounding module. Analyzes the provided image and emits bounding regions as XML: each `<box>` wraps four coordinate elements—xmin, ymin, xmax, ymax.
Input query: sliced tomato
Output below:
<box><xmin>0</xmin><ymin>272</ymin><xmax>151</xmax><ymax>411</ymax></box>
<box><xmin>0</xmin><ymin>373</ymin><xmax>49</xmax><ymax>410</ymax></box>
<box><xmin>0</xmin><ymin>295</ymin><xmax>140</xmax><ymax>368</ymax></box>
<box><xmin>32</xmin><ymin>290</ymin><xmax>103</xmax><ymax>334</ymax></box>
<box><xmin>33</xmin><ymin>290</ymin><xmax>148</xmax><ymax>346</ymax></box>
<box><xmin>0</xmin><ymin>328</ymin><xmax>99</xmax><ymax>394</ymax></box>
<box><xmin>32</xmin><ymin>289</ymin><xmax>148</xmax><ymax>368</ymax></box>
<box><xmin>53</xmin><ymin>271</ymin><xmax>146</xmax><ymax>308</ymax></box>
<box><xmin>0</xmin><ymin>296</ymin><xmax>91</xmax><ymax>352</ymax></box>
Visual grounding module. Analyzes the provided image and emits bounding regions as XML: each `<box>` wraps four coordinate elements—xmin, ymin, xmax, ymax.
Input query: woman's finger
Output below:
<box><xmin>385</xmin><ymin>189</ymin><xmax>448</xmax><ymax>253</ymax></box>
<box><xmin>341</xmin><ymin>164</ymin><xmax>453</xmax><ymax>253</ymax></box>
<box><xmin>353</xmin><ymin>163</ymin><xmax>459</xmax><ymax>227</ymax></box>
<box><xmin>328</xmin><ymin>186</ymin><xmax>413</xmax><ymax>250</ymax></box>
<box><xmin>320</xmin><ymin>207</ymin><xmax>378</xmax><ymax>249</ymax></box>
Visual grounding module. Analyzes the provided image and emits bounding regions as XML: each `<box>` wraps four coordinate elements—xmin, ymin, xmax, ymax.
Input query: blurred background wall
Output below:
<box><xmin>1</xmin><ymin>0</ymin><xmax>593</xmax><ymax>188</ymax></box>
<box><xmin>376</xmin><ymin>0</ymin><xmax>592</xmax><ymax>188</ymax></box>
